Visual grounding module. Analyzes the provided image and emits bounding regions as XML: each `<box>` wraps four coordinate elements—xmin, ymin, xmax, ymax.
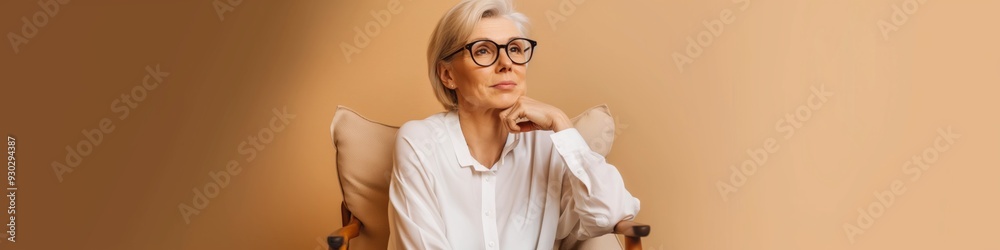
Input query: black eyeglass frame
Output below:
<box><xmin>443</xmin><ymin>38</ymin><xmax>538</xmax><ymax>67</ymax></box>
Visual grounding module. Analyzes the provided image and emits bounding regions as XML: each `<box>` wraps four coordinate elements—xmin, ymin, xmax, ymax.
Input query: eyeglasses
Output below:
<box><xmin>444</xmin><ymin>38</ymin><xmax>537</xmax><ymax>67</ymax></box>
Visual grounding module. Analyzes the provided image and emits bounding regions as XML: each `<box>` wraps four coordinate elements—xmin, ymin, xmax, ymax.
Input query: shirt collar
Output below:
<box><xmin>445</xmin><ymin>110</ymin><xmax>520</xmax><ymax>171</ymax></box>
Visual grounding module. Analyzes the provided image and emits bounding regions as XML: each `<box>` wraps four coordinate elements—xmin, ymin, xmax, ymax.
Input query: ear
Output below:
<box><xmin>437</xmin><ymin>62</ymin><xmax>456</xmax><ymax>90</ymax></box>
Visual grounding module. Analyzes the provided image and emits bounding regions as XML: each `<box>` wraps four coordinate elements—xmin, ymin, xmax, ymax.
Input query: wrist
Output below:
<box><xmin>551</xmin><ymin>114</ymin><xmax>573</xmax><ymax>132</ymax></box>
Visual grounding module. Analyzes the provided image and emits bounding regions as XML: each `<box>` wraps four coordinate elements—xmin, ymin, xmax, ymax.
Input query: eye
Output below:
<box><xmin>509</xmin><ymin>45</ymin><xmax>522</xmax><ymax>53</ymax></box>
<box><xmin>472</xmin><ymin>43</ymin><xmax>494</xmax><ymax>56</ymax></box>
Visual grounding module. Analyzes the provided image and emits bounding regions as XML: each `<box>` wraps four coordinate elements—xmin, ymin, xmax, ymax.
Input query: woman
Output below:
<box><xmin>388</xmin><ymin>0</ymin><xmax>640</xmax><ymax>249</ymax></box>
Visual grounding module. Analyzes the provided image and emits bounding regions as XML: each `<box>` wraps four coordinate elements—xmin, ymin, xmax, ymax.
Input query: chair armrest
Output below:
<box><xmin>327</xmin><ymin>216</ymin><xmax>362</xmax><ymax>250</ymax></box>
<box><xmin>614</xmin><ymin>220</ymin><xmax>651</xmax><ymax>250</ymax></box>
<box><xmin>614</xmin><ymin>220</ymin><xmax>650</xmax><ymax>238</ymax></box>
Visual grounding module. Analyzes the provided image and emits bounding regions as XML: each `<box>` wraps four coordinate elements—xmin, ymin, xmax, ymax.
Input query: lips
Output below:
<box><xmin>491</xmin><ymin>81</ymin><xmax>517</xmax><ymax>90</ymax></box>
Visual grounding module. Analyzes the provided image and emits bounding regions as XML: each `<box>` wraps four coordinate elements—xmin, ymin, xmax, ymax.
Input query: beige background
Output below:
<box><xmin>2</xmin><ymin>0</ymin><xmax>999</xmax><ymax>249</ymax></box>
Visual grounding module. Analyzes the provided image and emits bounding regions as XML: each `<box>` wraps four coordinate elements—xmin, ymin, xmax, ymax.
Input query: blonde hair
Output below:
<box><xmin>427</xmin><ymin>0</ymin><xmax>530</xmax><ymax>111</ymax></box>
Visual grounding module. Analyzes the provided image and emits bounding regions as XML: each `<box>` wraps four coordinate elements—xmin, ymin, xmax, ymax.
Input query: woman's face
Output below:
<box><xmin>440</xmin><ymin>17</ymin><xmax>528</xmax><ymax>111</ymax></box>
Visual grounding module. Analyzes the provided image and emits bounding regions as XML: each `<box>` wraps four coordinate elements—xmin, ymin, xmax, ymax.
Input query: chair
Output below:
<box><xmin>327</xmin><ymin>105</ymin><xmax>649</xmax><ymax>250</ymax></box>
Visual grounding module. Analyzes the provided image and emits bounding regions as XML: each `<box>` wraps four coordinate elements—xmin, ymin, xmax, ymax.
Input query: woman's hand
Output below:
<box><xmin>498</xmin><ymin>96</ymin><xmax>573</xmax><ymax>133</ymax></box>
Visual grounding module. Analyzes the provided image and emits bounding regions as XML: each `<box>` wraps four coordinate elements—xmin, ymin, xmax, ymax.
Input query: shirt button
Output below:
<box><xmin>489</xmin><ymin>241</ymin><xmax>496</xmax><ymax>247</ymax></box>
<box><xmin>485</xmin><ymin>176</ymin><xmax>492</xmax><ymax>182</ymax></box>
<box><xmin>485</xmin><ymin>211</ymin><xmax>491</xmax><ymax>216</ymax></box>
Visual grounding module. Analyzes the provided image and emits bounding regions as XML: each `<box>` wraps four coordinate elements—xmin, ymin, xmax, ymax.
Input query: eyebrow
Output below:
<box><xmin>466</xmin><ymin>37</ymin><xmax>525</xmax><ymax>43</ymax></box>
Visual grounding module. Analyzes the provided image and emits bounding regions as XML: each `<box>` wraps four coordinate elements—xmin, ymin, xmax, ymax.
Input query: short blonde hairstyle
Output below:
<box><xmin>427</xmin><ymin>0</ymin><xmax>530</xmax><ymax>111</ymax></box>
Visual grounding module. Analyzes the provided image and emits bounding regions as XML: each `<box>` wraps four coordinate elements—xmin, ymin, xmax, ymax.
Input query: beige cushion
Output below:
<box><xmin>329</xmin><ymin>104</ymin><xmax>619</xmax><ymax>250</ymax></box>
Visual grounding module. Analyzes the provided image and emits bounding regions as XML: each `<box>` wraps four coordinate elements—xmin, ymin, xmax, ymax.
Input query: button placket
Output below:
<box><xmin>481</xmin><ymin>171</ymin><xmax>499</xmax><ymax>249</ymax></box>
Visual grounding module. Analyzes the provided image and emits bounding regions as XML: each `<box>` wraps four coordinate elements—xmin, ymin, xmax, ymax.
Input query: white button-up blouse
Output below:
<box><xmin>388</xmin><ymin>110</ymin><xmax>640</xmax><ymax>250</ymax></box>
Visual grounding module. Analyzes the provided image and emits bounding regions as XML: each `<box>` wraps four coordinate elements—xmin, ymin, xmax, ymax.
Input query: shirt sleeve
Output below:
<box><xmin>549</xmin><ymin>128</ymin><xmax>641</xmax><ymax>240</ymax></box>
<box><xmin>388</xmin><ymin>123</ymin><xmax>453</xmax><ymax>250</ymax></box>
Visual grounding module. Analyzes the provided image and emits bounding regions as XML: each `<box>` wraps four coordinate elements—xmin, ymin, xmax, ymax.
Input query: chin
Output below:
<box><xmin>491</xmin><ymin>92</ymin><xmax>523</xmax><ymax>109</ymax></box>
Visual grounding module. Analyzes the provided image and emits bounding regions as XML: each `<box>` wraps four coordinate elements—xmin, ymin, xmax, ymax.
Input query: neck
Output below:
<box><xmin>456</xmin><ymin>106</ymin><xmax>509</xmax><ymax>167</ymax></box>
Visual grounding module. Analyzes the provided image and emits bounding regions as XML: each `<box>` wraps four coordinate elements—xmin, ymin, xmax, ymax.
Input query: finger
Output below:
<box><xmin>498</xmin><ymin>103</ymin><xmax>516</xmax><ymax>131</ymax></box>
<box><xmin>506</xmin><ymin>103</ymin><xmax>524</xmax><ymax>132</ymax></box>
<box><xmin>515</xmin><ymin>105</ymin><xmax>544</xmax><ymax>130</ymax></box>
<box><xmin>508</xmin><ymin>110</ymin><xmax>523</xmax><ymax>132</ymax></box>
<box><xmin>498</xmin><ymin>108</ymin><xmax>511</xmax><ymax>126</ymax></box>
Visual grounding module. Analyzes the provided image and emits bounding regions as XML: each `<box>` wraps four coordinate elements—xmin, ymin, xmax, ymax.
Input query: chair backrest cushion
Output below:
<box><xmin>329</xmin><ymin>104</ymin><xmax>617</xmax><ymax>250</ymax></box>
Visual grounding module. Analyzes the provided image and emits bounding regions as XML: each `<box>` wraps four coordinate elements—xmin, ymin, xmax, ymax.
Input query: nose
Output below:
<box><xmin>495</xmin><ymin>49</ymin><xmax>513</xmax><ymax>72</ymax></box>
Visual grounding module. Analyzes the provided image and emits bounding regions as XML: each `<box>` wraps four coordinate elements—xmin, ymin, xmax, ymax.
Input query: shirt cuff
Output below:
<box><xmin>549</xmin><ymin>128</ymin><xmax>591</xmax><ymax>154</ymax></box>
<box><xmin>549</xmin><ymin>128</ymin><xmax>594</xmax><ymax>190</ymax></box>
